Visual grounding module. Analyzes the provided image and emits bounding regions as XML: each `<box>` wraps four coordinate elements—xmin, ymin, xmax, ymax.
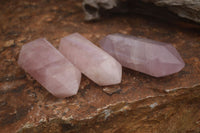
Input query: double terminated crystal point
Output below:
<box><xmin>18</xmin><ymin>38</ymin><xmax>81</xmax><ymax>98</ymax></box>
<box><xmin>18</xmin><ymin>34</ymin><xmax>122</xmax><ymax>98</ymax></box>
<box><xmin>59</xmin><ymin>33</ymin><xmax>122</xmax><ymax>86</ymax></box>
<box><xmin>18</xmin><ymin>32</ymin><xmax>182</xmax><ymax>98</ymax></box>
<box><xmin>99</xmin><ymin>33</ymin><xmax>185</xmax><ymax>77</ymax></box>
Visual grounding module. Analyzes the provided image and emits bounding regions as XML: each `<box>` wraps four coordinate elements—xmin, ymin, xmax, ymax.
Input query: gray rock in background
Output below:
<box><xmin>83</xmin><ymin>0</ymin><xmax>118</xmax><ymax>20</ymax></box>
<box><xmin>83</xmin><ymin>0</ymin><xmax>200</xmax><ymax>23</ymax></box>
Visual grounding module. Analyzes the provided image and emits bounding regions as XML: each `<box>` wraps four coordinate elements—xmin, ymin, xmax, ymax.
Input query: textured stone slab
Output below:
<box><xmin>0</xmin><ymin>0</ymin><xmax>200</xmax><ymax>132</ymax></box>
<box><xmin>59</xmin><ymin>33</ymin><xmax>122</xmax><ymax>86</ymax></box>
<box><xmin>83</xmin><ymin>0</ymin><xmax>200</xmax><ymax>23</ymax></box>
<box><xmin>99</xmin><ymin>33</ymin><xmax>185</xmax><ymax>77</ymax></box>
<box><xmin>18</xmin><ymin>38</ymin><xmax>81</xmax><ymax>98</ymax></box>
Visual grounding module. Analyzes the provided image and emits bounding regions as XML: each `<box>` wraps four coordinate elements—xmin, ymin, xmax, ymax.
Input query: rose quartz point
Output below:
<box><xmin>99</xmin><ymin>33</ymin><xmax>185</xmax><ymax>77</ymax></box>
<box><xmin>59</xmin><ymin>33</ymin><xmax>122</xmax><ymax>86</ymax></box>
<box><xmin>18</xmin><ymin>38</ymin><xmax>81</xmax><ymax>98</ymax></box>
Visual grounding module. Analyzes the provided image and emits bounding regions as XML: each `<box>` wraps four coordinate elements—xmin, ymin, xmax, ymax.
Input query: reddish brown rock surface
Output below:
<box><xmin>0</xmin><ymin>0</ymin><xmax>200</xmax><ymax>133</ymax></box>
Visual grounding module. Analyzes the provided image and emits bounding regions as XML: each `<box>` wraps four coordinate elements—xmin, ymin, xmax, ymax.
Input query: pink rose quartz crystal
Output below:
<box><xmin>18</xmin><ymin>38</ymin><xmax>81</xmax><ymax>98</ymax></box>
<box><xmin>59</xmin><ymin>33</ymin><xmax>122</xmax><ymax>86</ymax></box>
<box><xmin>99</xmin><ymin>33</ymin><xmax>185</xmax><ymax>77</ymax></box>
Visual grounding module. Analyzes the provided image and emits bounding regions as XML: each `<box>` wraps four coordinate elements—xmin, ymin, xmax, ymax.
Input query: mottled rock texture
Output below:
<box><xmin>83</xmin><ymin>0</ymin><xmax>200</xmax><ymax>23</ymax></box>
<box><xmin>0</xmin><ymin>0</ymin><xmax>200</xmax><ymax>133</ymax></box>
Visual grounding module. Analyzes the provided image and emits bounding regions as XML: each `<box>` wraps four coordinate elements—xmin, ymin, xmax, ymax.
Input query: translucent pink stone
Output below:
<box><xmin>18</xmin><ymin>38</ymin><xmax>81</xmax><ymax>98</ymax></box>
<box><xmin>59</xmin><ymin>33</ymin><xmax>122</xmax><ymax>86</ymax></box>
<box><xmin>99</xmin><ymin>33</ymin><xmax>185</xmax><ymax>77</ymax></box>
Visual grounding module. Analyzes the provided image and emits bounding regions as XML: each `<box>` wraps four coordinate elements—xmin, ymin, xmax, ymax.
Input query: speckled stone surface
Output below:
<box><xmin>0</xmin><ymin>0</ymin><xmax>200</xmax><ymax>133</ymax></box>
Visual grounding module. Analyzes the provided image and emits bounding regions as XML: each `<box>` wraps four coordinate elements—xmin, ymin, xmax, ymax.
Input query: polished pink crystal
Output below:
<box><xmin>18</xmin><ymin>38</ymin><xmax>81</xmax><ymax>98</ymax></box>
<box><xmin>99</xmin><ymin>33</ymin><xmax>185</xmax><ymax>77</ymax></box>
<box><xmin>59</xmin><ymin>33</ymin><xmax>122</xmax><ymax>86</ymax></box>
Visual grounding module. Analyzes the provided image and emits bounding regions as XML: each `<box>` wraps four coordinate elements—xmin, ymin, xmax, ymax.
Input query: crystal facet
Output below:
<box><xmin>99</xmin><ymin>33</ymin><xmax>185</xmax><ymax>77</ymax></box>
<box><xmin>18</xmin><ymin>38</ymin><xmax>81</xmax><ymax>98</ymax></box>
<box><xmin>59</xmin><ymin>33</ymin><xmax>122</xmax><ymax>86</ymax></box>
